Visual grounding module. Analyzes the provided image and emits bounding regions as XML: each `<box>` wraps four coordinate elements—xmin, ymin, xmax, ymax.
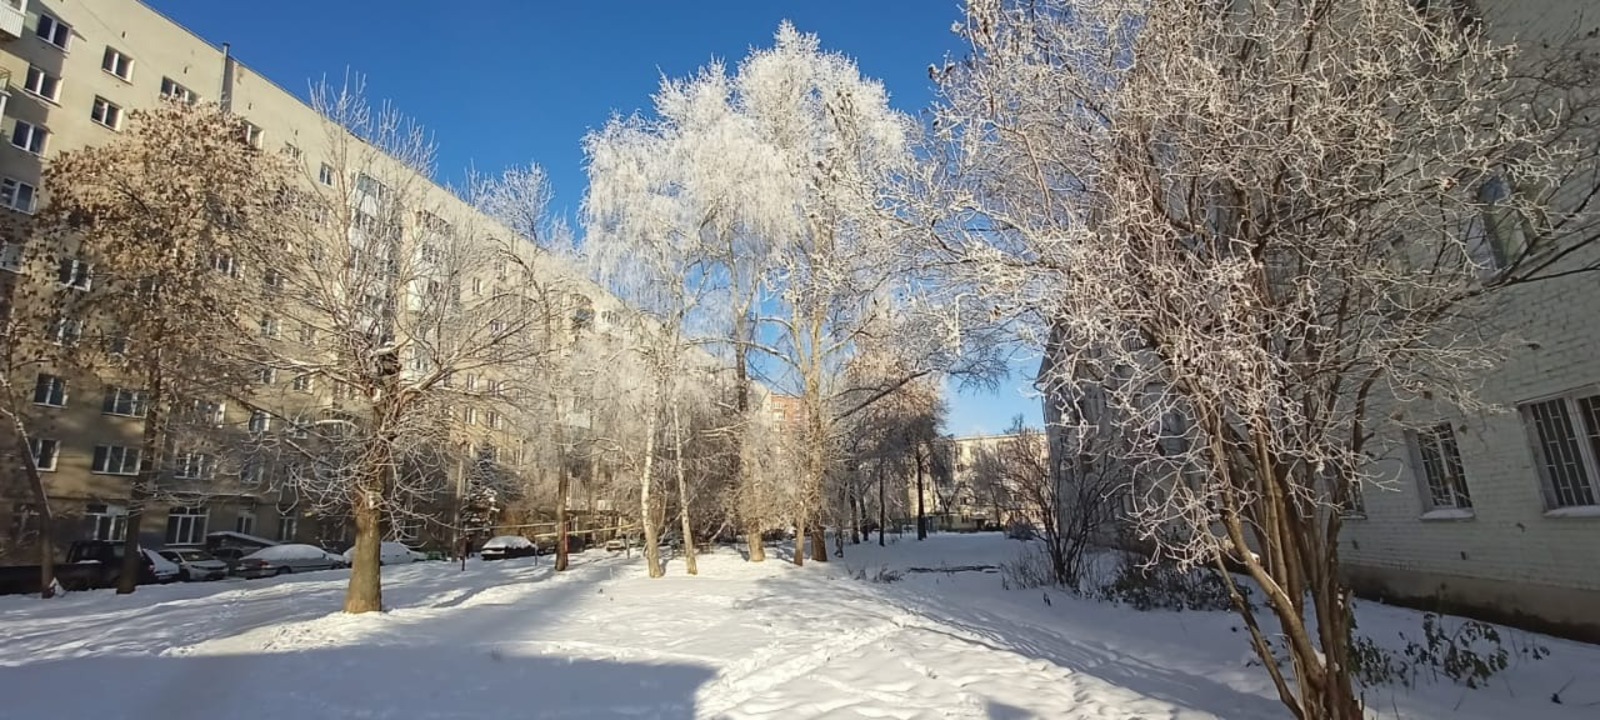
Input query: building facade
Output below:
<box><xmin>1338</xmin><ymin>0</ymin><xmax>1600</xmax><ymax>642</ymax></box>
<box><xmin>0</xmin><ymin>0</ymin><xmax>638</xmax><ymax>560</ymax></box>
<box><xmin>1036</xmin><ymin>0</ymin><xmax>1600</xmax><ymax>641</ymax></box>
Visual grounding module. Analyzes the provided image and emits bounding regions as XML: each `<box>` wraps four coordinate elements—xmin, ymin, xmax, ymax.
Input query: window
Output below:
<box><xmin>240</xmin><ymin>462</ymin><xmax>265</xmax><ymax>487</ymax></box>
<box><xmin>1410</xmin><ymin>423</ymin><xmax>1472</xmax><ymax>512</ymax></box>
<box><xmin>465</xmin><ymin>374</ymin><xmax>479</xmax><ymax>392</ymax></box>
<box><xmin>282</xmin><ymin>143</ymin><xmax>301</xmax><ymax>159</ymax></box>
<box><xmin>193</xmin><ymin>399</ymin><xmax>225</xmax><ymax>426</ymax></box>
<box><xmin>487</xmin><ymin>411</ymin><xmax>502</xmax><ymax>430</ymax></box>
<box><xmin>101</xmin><ymin>48</ymin><xmax>134</xmax><ymax>81</ymax></box>
<box><xmin>258</xmin><ymin>315</ymin><xmax>278</xmax><ymax>338</ymax></box>
<box><xmin>292</xmin><ymin>374</ymin><xmax>313</xmax><ymax>393</ymax></box>
<box><xmin>11</xmin><ymin>120</ymin><xmax>48</xmax><ymax>155</ymax></box>
<box><xmin>0</xmin><ymin>242</ymin><xmax>22</xmax><ymax>273</ymax></box>
<box><xmin>298</xmin><ymin>323</ymin><xmax>317</xmax><ymax>346</ymax></box>
<box><xmin>24</xmin><ymin>66</ymin><xmax>62</xmax><ymax>103</ymax></box>
<box><xmin>1523</xmin><ymin>392</ymin><xmax>1600</xmax><ymax>509</ymax></box>
<box><xmin>174</xmin><ymin>453</ymin><xmax>215</xmax><ymax>480</ymax></box>
<box><xmin>32</xmin><ymin>373</ymin><xmax>66</xmax><ymax>407</ymax></box>
<box><xmin>289</xmin><ymin>420</ymin><xmax>309</xmax><ymax>440</ymax></box>
<box><xmin>91</xmin><ymin>97</ymin><xmax>123</xmax><ymax>130</ymax></box>
<box><xmin>57</xmin><ymin>258</ymin><xmax>91</xmax><ymax>290</ymax></box>
<box><xmin>2</xmin><ymin>177</ymin><xmax>38</xmax><ymax>213</ymax></box>
<box><xmin>48</xmin><ymin>316</ymin><xmax>82</xmax><ymax>345</ymax></box>
<box><xmin>29</xmin><ymin>438</ymin><xmax>59</xmax><ymax>471</ymax></box>
<box><xmin>255</xmin><ymin>365</ymin><xmax>276</xmax><ymax>385</ymax></box>
<box><xmin>211</xmin><ymin>252</ymin><xmax>237</xmax><ymax>277</ymax></box>
<box><xmin>464</xmin><ymin>406</ymin><xmax>478</xmax><ymax>425</ymax></box>
<box><xmin>234</xmin><ymin>512</ymin><xmax>255</xmax><ymax>536</ymax></box>
<box><xmin>108</xmin><ymin>334</ymin><xmax>129</xmax><ymax>356</ymax></box>
<box><xmin>264</xmin><ymin>270</ymin><xmax>283</xmax><ymax>291</ymax></box>
<box><xmin>91</xmin><ymin>445</ymin><xmax>142</xmax><ymax>475</ymax></box>
<box><xmin>472</xmin><ymin>277</ymin><xmax>483</xmax><ymax>295</ymax></box>
<box><xmin>160</xmin><ymin>77</ymin><xmax>198</xmax><ymax>104</ymax></box>
<box><xmin>318</xmin><ymin>163</ymin><xmax>334</xmax><ymax>186</ymax></box>
<box><xmin>355</xmin><ymin>173</ymin><xmax>387</xmax><ymax>197</ymax></box>
<box><xmin>276</xmin><ymin>515</ymin><xmax>298</xmax><ymax>542</ymax></box>
<box><xmin>102</xmin><ymin>387</ymin><xmax>148</xmax><ymax>417</ymax></box>
<box><xmin>86</xmin><ymin>504</ymin><xmax>128</xmax><ymax>541</ymax></box>
<box><xmin>164</xmin><ymin>506</ymin><xmax>207</xmax><ymax>545</ymax></box>
<box><xmin>248</xmin><ymin>409</ymin><xmax>271</xmax><ymax>434</ymax></box>
<box><xmin>36</xmin><ymin>14</ymin><xmax>70</xmax><ymax>50</ymax></box>
<box><xmin>241</xmin><ymin>121</ymin><xmax>263</xmax><ymax>149</ymax></box>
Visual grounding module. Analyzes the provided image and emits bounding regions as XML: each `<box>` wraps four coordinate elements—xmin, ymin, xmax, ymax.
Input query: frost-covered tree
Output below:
<box><xmin>242</xmin><ymin>78</ymin><xmax>551</xmax><ymax>612</ymax></box>
<box><xmin>916</xmin><ymin>1</ymin><xmax>1600</xmax><ymax>717</ymax></box>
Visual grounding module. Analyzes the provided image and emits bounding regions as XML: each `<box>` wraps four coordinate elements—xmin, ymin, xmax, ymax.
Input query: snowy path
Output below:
<box><xmin>1</xmin><ymin>535</ymin><xmax>1597</xmax><ymax>719</ymax></box>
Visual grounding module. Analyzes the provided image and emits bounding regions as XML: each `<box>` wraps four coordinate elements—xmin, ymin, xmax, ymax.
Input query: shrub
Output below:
<box><xmin>1095</xmin><ymin>554</ymin><xmax>1240</xmax><ymax>612</ymax></box>
<box><xmin>1000</xmin><ymin>546</ymin><xmax>1056</xmax><ymax>590</ymax></box>
<box><xmin>1349</xmin><ymin>612</ymin><xmax>1549</xmax><ymax>689</ymax></box>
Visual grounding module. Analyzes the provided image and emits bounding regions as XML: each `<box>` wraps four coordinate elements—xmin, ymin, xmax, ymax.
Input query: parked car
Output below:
<box><xmin>143</xmin><ymin>549</ymin><xmax>181</xmax><ymax>583</ymax></box>
<box><xmin>604</xmin><ymin>538</ymin><xmax>628</xmax><ymax>553</ymax></box>
<box><xmin>158</xmin><ymin>548</ymin><xmax>229</xmax><ymax>581</ymax></box>
<box><xmin>0</xmin><ymin>541</ymin><xmax>167</xmax><ymax>595</ymax></box>
<box><xmin>535</xmin><ymin>534</ymin><xmax>588</xmax><ymax>555</ymax></box>
<box><xmin>341</xmin><ymin>541</ymin><xmax>425</xmax><ymax>567</ymax></box>
<box><xmin>480</xmin><ymin>535</ymin><xmax>537</xmax><ymax>561</ymax></box>
<box><xmin>234</xmin><ymin>544</ymin><xmax>341</xmax><ymax>578</ymax></box>
<box><xmin>208</xmin><ymin>547</ymin><xmax>247</xmax><ymax>572</ymax></box>
<box><xmin>322</xmin><ymin>549</ymin><xmax>350</xmax><ymax>569</ymax></box>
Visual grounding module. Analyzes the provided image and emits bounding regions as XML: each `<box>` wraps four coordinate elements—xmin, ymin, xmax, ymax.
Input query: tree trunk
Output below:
<box><xmin>344</xmin><ymin>431</ymin><xmax>392</xmax><ymax>614</ymax></box>
<box><xmin>849</xmin><ymin>491</ymin><xmax>860</xmax><ymax>545</ymax></box>
<box><xmin>671</xmin><ymin>404</ymin><xmax>697</xmax><ymax>576</ymax></box>
<box><xmin>555</xmin><ymin>467</ymin><xmax>571</xmax><ymax>572</ymax></box>
<box><xmin>733</xmin><ymin>310</ymin><xmax>764</xmax><ymax>563</ymax></box>
<box><xmin>793</xmin><ymin>509</ymin><xmax>807</xmax><ymax>566</ymax></box>
<box><xmin>344</xmin><ymin>477</ymin><xmax>385</xmax><ymax>613</ymax></box>
<box><xmin>877</xmin><ymin>463</ymin><xmax>887</xmax><ymax>547</ymax></box>
<box><xmin>810</xmin><ymin>520</ymin><xmax>827</xmax><ymax>563</ymax></box>
<box><xmin>14</xmin><ymin>428</ymin><xmax>57</xmax><ymax>598</ymax></box>
<box><xmin>117</xmin><ymin>371</ymin><xmax>166</xmax><ymax>595</ymax></box>
<box><xmin>639</xmin><ymin>389</ymin><xmax>664</xmax><ymax>578</ymax></box>
<box><xmin>915</xmin><ymin>445</ymin><xmax>928</xmax><ymax>541</ymax></box>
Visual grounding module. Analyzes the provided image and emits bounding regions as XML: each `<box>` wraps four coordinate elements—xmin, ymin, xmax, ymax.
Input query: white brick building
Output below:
<box><xmin>1338</xmin><ymin>0</ymin><xmax>1600</xmax><ymax>643</ymax></box>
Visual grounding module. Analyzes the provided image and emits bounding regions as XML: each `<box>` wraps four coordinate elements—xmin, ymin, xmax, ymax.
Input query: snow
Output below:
<box><xmin>1</xmin><ymin>534</ymin><xmax>1596</xmax><ymax>719</ymax></box>
<box><xmin>246</xmin><ymin>543</ymin><xmax>333</xmax><ymax>561</ymax></box>
<box><xmin>482</xmin><ymin>535</ymin><xmax>535</xmax><ymax>550</ymax></box>
<box><xmin>205</xmin><ymin>530</ymin><xmax>281</xmax><ymax>547</ymax></box>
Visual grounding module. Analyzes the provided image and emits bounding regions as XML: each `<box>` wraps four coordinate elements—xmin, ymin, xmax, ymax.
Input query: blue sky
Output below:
<box><xmin>145</xmin><ymin>0</ymin><xmax>1042</xmax><ymax>436</ymax></box>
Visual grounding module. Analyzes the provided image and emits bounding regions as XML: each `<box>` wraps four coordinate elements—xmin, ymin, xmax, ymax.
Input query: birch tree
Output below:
<box><xmin>918</xmin><ymin>1</ymin><xmax>1600</xmax><ymax>717</ymax></box>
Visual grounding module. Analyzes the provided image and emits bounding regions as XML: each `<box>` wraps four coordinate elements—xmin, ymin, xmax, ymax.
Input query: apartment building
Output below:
<box><xmin>1336</xmin><ymin>0</ymin><xmax>1600</xmax><ymax>643</ymax></box>
<box><xmin>1037</xmin><ymin>0</ymin><xmax>1600</xmax><ymax>641</ymax></box>
<box><xmin>0</xmin><ymin>0</ymin><xmax>638</xmax><ymax>558</ymax></box>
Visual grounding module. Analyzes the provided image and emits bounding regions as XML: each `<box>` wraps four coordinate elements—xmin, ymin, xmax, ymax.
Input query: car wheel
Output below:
<box><xmin>178</xmin><ymin>569</ymin><xmax>190</xmax><ymax>582</ymax></box>
<box><xmin>275</xmin><ymin>567</ymin><xmax>291</xmax><ymax>576</ymax></box>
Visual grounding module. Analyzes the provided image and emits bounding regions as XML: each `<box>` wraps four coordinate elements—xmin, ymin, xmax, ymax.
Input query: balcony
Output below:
<box><xmin>0</xmin><ymin>1</ymin><xmax>24</xmax><ymax>40</ymax></box>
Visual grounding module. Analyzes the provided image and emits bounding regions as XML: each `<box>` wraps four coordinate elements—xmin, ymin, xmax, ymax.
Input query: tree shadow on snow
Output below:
<box><xmin>756</xmin><ymin>568</ymin><xmax>1286</xmax><ymax>720</ymax></box>
<box><xmin>0</xmin><ymin>645</ymin><xmax>717</xmax><ymax>719</ymax></box>
<box><xmin>0</xmin><ymin>554</ymin><xmax>606</xmax><ymax>665</ymax></box>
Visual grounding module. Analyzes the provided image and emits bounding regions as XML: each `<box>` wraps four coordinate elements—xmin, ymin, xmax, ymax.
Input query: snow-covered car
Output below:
<box><xmin>604</xmin><ymin>538</ymin><xmax>627</xmax><ymax>553</ymax></box>
<box><xmin>480</xmin><ymin>535</ymin><xmax>537</xmax><ymax>561</ymax></box>
<box><xmin>342</xmin><ymin>541</ymin><xmax>425</xmax><ymax>566</ymax></box>
<box><xmin>234</xmin><ymin>544</ymin><xmax>340</xmax><ymax>578</ymax></box>
<box><xmin>142</xmin><ymin>549</ymin><xmax>181</xmax><ymax>583</ymax></box>
<box><xmin>158</xmin><ymin>548</ymin><xmax>228</xmax><ymax>581</ymax></box>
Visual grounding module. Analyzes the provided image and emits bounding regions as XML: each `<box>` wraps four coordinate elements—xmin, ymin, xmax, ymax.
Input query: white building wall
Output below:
<box><xmin>1340</xmin><ymin>0</ymin><xmax>1600</xmax><ymax>640</ymax></box>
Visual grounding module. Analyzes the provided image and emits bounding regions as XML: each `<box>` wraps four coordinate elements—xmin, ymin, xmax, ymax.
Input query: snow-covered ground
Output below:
<box><xmin>0</xmin><ymin>534</ymin><xmax>1595</xmax><ymax>719</ymax></box>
